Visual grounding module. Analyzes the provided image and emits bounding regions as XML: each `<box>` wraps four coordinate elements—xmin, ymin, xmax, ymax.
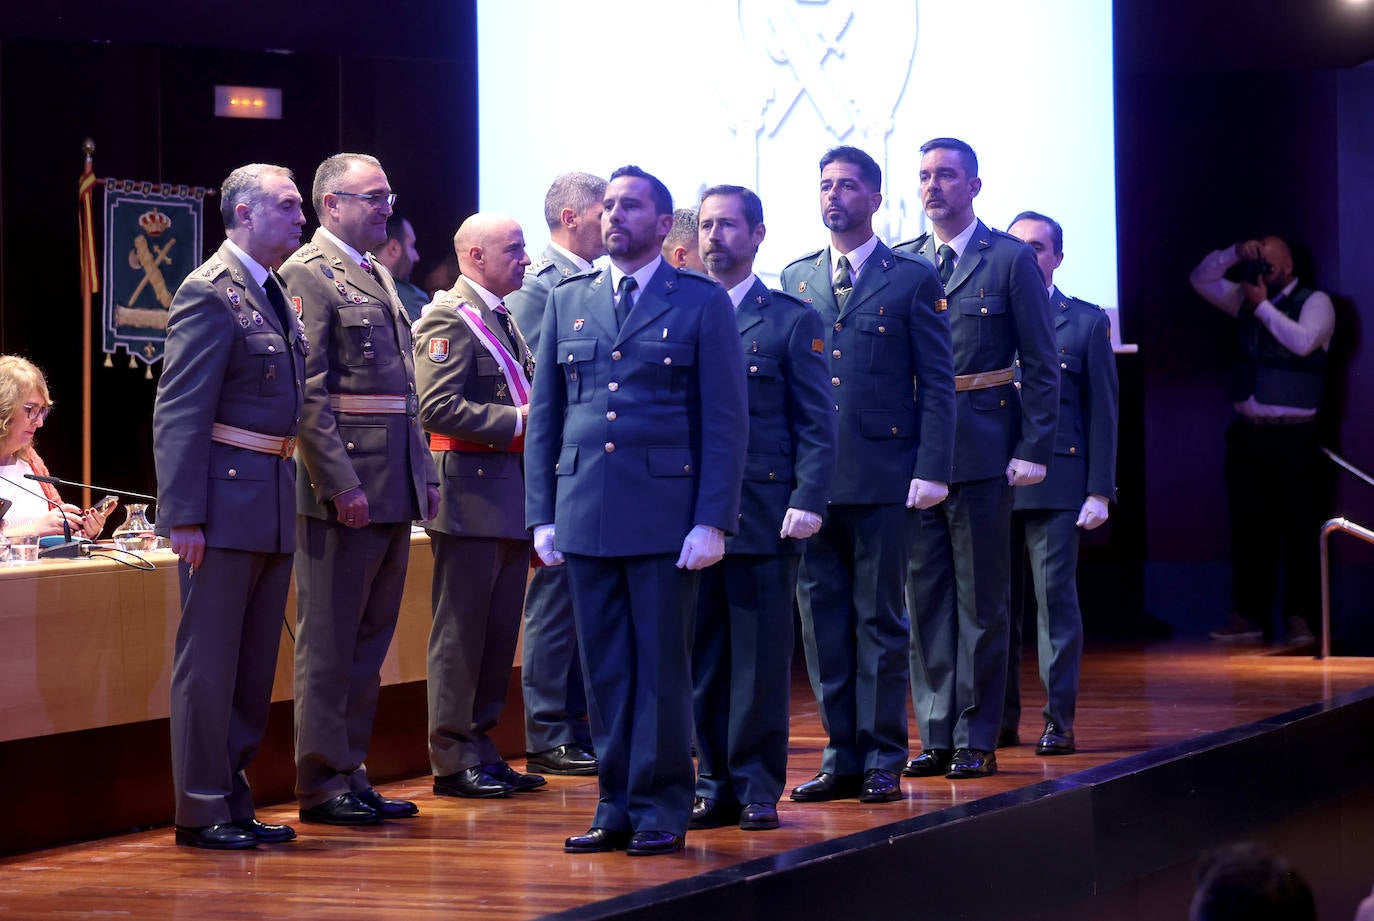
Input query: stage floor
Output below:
<box><xmin>2</xmin><ymin>641</ymin><xmax>1372</xmax><ymax>920</ymax></box>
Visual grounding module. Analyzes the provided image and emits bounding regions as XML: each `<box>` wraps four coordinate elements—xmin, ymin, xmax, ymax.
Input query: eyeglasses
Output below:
<box><xmin>21</xmin><ymin>402</ymin><xmax>52</xmax><ymax>423</ymax></box>
<box><xmin>331</xmin><ymin>191</ymin><xmax>397</xmax><ymax>209</ymax></box>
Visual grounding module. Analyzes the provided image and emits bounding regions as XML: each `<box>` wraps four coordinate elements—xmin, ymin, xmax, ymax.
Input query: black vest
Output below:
<box><xmin>1226</xmin><ymin>286</ymin><xmax>1326</xmax><ymax>409</ymax></box>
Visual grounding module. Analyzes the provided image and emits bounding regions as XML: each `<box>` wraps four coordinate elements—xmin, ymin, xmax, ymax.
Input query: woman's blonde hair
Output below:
<box><xmin>0</xmin><ymin>354</ymin><xmax>51</xmax><ymax>454</ymax></box>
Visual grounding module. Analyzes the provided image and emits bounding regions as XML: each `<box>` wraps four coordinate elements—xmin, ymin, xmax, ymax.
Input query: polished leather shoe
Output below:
<box><xmin>357</xmin><ymin>787</ymin><xmax>419</xmax><ymax>818</ymax></box>
<box><xmin>299</xmin><ymin>792</ymin><xmax>383</xmax><ymax>825</ymax></box>
<box><xmin>902</xmin><ymin>749</ymin><xmax>952</xmax><ymax>777</ymax></box>
<box><xmin>858</xmin><ymin>768</ymin><xmax>902</xmax><ymax>803</ymax></box>
<box><xmin>233</xmin><ymin>817</ymin><xmax>297</xmax><ymax>843</ymax></box>
<box><xmin>484</xmin><ymin>761</ymin><xmax>547</xmax><ymax>792</ymax></box>
<box><xmin>789</xmin><ymin>771</ymin><xmax>862</xmax><ymax>802</ymax></box>
<box><xmin>739</xmin><ymin>802</ymin><xmax>779</xmax><ymax>830</ymax></box>
<box><xmin>688</xmin><ymin>796</ymin><xmax>741</xmax><ymax>829</ymax></box>
<box><xmin>175</xmin><ymin>823</ymin><xmax>258</xmax><ymax>850</ymax></box>
<box><xmin>997</xmin><ymin>727</ymin><xmax>1022</xmax><ymax>748</ymax></box>
<box><xmin>526</xmin><ymin>743</ymin><xmax>598</xmax><ymax>776</ymax></box>
<box><xmin>946</xmin><ymin>748</ymin><xmax>997</xmax><ymax>778</ymax></box>
<box><xmin>1036</xmin><ymin>722</ymin><xmax>1077</xmax><ymax>756</ymax></box>
<box><xmin>627</xmin><ymin>830</ymin><xmax>685</xmax><ymax>856</ymax></box>
<box><xmin>434</xmin><ymin>765</ymin><xmax>514</xmax><ymax>798</ymax></box>
<box><xmin>564</xmin><ymin>826</ymin><xmax>631</xmax><ymax>853</ymax></box>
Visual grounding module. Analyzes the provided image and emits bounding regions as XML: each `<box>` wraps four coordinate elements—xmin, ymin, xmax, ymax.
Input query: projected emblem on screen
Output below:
<box><xmin>725</xmin><ymin>1</ymin><xmax>919</xmax><ymax>242</ymax></box>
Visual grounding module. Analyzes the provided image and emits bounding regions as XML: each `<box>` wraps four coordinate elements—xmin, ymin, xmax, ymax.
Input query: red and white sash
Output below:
<box><xmin>453</xmin><ymin>303</ymin><xmax>531</xmax><ymax>406</ymax></box>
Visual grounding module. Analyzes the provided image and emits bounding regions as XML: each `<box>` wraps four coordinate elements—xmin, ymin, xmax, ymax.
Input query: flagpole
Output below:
<box><xmin>79</xmin><ymin>138</ymin><xmax>97</xmax><ymax>509</ymax></box>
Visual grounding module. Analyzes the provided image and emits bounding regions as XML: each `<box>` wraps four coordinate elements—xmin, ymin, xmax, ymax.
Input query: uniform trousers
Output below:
<box><xmin>796</xmin><ymin>502</ymin><xmax>911</xmax><ymax>776</ymax></box>
<box><xmin>692</xmin><ymin>553</ymin><xmax>799</xmax><ymax>807</ymax></box>
<box><xmin>426</xmin><ymin>532</ymin><xmax>530</xmax><ymax>774</ymax></box>
<box><xmin>521</xmin><ymin>564</ymin><xmax>592</xmax><ymax>752</ymax></box>
<box><xmin>1004</xmin><ymin>508</ymin><xmax>1084</xmax><ymax>734</ymax></box>
<box><xmin>170</xmin><ymin>546</ymin><xmax>292</xmax><ymax>827</ymax></box>
<box><xmin>565</xmin><ymin>553</ymin><xmax>698</xmax><ymax>836</ymax></box>
<box><xmin>907</xmin><ymin>476</ymin><xmax>1013</xmax><ymax>752</ymax></box>
<box><xmin>293</xmin><ymin>516</ymin><xmax>411</xmax><ymax>808</ymax></box>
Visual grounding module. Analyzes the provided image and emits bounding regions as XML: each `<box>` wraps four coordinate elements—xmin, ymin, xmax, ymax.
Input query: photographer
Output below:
<box><xmin>1189</xmin><ymin>236</ymin><xmax>1335</xmax><ymax>646</ymax></box>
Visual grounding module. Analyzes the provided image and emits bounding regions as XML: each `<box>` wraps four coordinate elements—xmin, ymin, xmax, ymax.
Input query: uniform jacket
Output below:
<box><xmin>1014</xmin><ymin>289</ymin><xmax>1118</xmax><ymax>511</ymax></box>
<box><xmin>505</xmin><ymin>244</ymin><xmax>584</xmax><ymax>356</ymax></box>
<box><xmin>280</xmin><ymin>228</ymin><xmax>437</xmax><ymax>523</ymax></box>
<box><xmin>895</xmin><ymin>220</ymin><xmax>1059</xmax><ymax>482</ymax></box>
<box><xmin>524</xmin><ymin>260</ymin><xmax>748</xmax><ymax>556</ymax></box>
<box><xmin>412</xmin><ymin>277</ymin><xmax>531</xmax><ymax>540</ymax></box>
<box><xmin>729</xmin><ymin>278</ymin><xmax>837</xmax><ymax>555</ymax></box>
<box><xmin>779</xmin><ymin>240</ymin><xmax>954</xmax><ymax>504</ymax></box>
<box><xmin>154</xmin><ymin>243</ymin><xmax>305</xmax><ymax>553</ymax></box>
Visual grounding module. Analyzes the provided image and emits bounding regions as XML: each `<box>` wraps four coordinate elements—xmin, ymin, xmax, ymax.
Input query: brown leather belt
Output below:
<box><xmin>430</xmin><ymin>433</ymin><xmax>524</xmax><ymax>453</ymax></box>
<box><xmin>329</xmin><ymin>393</ymin><xmax>418</xmax><ymax>416</ymax></box>
<box><xmin>954</xmin><ymin>367</ymin><xmax>1015</xmax><ymax>392</ymax></box>
<box><xmin>210</xmin><ymin>422</ymin><xmax>296</xmax><ymax>459</ymax></box>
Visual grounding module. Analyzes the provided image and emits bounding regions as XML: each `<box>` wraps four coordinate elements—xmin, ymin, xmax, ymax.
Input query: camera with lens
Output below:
<box><xmin>1224</xmin><ymin>258</ymin><xmax>1272</xmax><ymax>285</ymax></box>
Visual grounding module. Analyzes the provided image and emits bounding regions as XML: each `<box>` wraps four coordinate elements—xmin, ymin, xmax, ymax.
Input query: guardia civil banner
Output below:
<box><xmin>100</xmin><ymin>180</ymin><xmax>206</xmax><ymax>368</ymax></box>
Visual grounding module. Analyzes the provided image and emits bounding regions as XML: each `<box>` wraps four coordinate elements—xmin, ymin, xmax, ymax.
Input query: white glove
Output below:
<box><xmin>533</xmin><ymin>524</ymin><xmax>563</xmax><ymax>566</ymax></box>
<box><xmin>1076</xmin><ymin>495</ymin><xmax>1110</xmax><ymax>530</ymax></box>
<box><xmin>676</xmin><ymin>524</ymin><xmax>725</xmax><ymax>570</ymax></box>
<box><xmin>906</xmin><ymin>478</ymin><xmax>949</xmax><ymax>510</ymax></box>
<box><xmin>779</xmin><ymin>508</ymin><xmax>823</xmax><ymax>540</ymax></box>
<box><xmin>1006</xmin><ymin>457</ymin><xmax>1047</xmax><ymax>486</ymax></box>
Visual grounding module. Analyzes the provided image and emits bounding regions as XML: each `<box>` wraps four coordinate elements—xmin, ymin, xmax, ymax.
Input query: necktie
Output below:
<box><xmin>937</xmin><ymin>244</ymin><xmax>957</xmax><ymax>286</ymax></box>
<box><xmin>833</xmin><ymin>255</ymin><xmax>853</xmax><ymax>307</ymax></box>
<box><xmin>615</xmin><ymin>275</ymin><xmax>637</xmax><ymax>328</ymax></box>
<box><xmin>264</xmin><ymin>273</ymin><xmax>294</xmax><ymax>332</ymax></box>
<box><xmin>493</xmin><ymin>301</ymin><xmax>518</xmax><ymax>350</ymax></box>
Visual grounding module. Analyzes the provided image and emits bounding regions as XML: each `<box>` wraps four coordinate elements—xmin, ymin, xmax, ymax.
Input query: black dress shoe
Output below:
<box><xmin>434</xmin><ymin>766</ymin><xmax>515</xmax><ymax>798</ymax></box>
<box><xmin>484</xmin><ymin>761</ymin><xmax>548</xmax><ymax>792</ymax></box>
<box><xmin>902</xmin><ymin>749</ymin><xmax>952</xmax><ymax>777</ymax></box>
<box><xmin>526</xmin><ymin>744</ymin><xmax>598</xmax><ymax>776</ymax></box>
<box><xmin>858</xmin><ymin>768</ymin><xmax>902</xmax><ymax>803</ymax></box>
<box><xmin>1036</xmin><ymin>722</ymin><xmax>1077</xmax><ymax>756</ymax></box>
<box><xmin>739</xmin><ymin>802</ymin><xmax>779</xmax><ymax>830</ymax></box>
<box><xmin>789</xmin><ymin>771</ymin><xmax>862</xmax><ymax>802</ymax></box>
<box><xmin>357</xmin><ymin>787</ymin><xmax>419</xmax><ymax>818</ymax></box>
<box><xmin>300</xmin><ymin>792</ymin><xmax>383</xmax><ymax>825</ymax></box>
<box><xmin>175</xmin><ymin>823</ymin><xmax>258</xmax><ymax>850</ymax></box>
<box><xmin>688</xmin><ymin>796</ymin><xmax>741</xmax><ymax>829</ymax></box>
<box><xmin>627</xmin><ymin>830</ymin><xmax>685</xmax><ymax>856</ymax></box>
<box><xmin>946</xmin><ymin>748</ymin><xmax>997</xmax><ymax>778</ymax></box>
<box><xmin>997</xmin><ymin>727</ymin><xmax>1022</xmax><ymax>748</ymax></box>
<box><xmin>564</xmin><ymin>826</ymin><xmax>631</xmax><ymax>853</ymax></box>
<box><xmin>233</xmin><ymin>818</ymin><xmax>297</xmax><ymax>843</ymax></box>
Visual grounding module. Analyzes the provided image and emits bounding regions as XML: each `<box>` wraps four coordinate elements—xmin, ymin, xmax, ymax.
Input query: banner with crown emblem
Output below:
<box><xmin>100</xmin><ymin>180</ymin><xmax>206</xmax><ymax>367</ymax></box>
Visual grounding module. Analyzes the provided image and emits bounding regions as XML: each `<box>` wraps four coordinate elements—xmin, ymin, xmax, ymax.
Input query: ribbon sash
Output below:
<box><xmin>453</xmin><ymin>303</ymin><xmax>531</xmax><ymax>406</ymax></box>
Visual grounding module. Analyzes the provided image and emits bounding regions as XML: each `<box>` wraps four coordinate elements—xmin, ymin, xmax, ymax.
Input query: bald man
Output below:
<box><xmin>1189</xmin><ymin>235</ymin><xmax>1335</xmax><ymax>646</ymax></box>
<box><xmin>412</xmin><ymin>213</ymin><xmax>545</xmax><ymax>798</ymax></box>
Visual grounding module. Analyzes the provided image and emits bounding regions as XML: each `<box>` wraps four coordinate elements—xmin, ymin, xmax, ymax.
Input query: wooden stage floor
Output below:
<box><xmin>2</xmin><ymin>640</ymin><xmax>1372</xmax><ymax>920</ymax></box>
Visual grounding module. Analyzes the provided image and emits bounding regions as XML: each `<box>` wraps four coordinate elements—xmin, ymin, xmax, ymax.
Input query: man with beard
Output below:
<box><xmin>281</xmin><ymin>153</ymin><xmax>440</xmax><ymax>825</ymax></box>
<box><xmin>504</xmin><ymin>172</ymin><xmax>606</xmax><ymax>777</ymax></box>
<box><xmin>779</xmin><ymin>146</ymin><xmax>955</xmax><ymax>805</ymax></box>
<box><xmin>375</xmin><ymin>212</ymin><xmax>429</xmax><ymax>325</ymax></box>
<box><xmin>689</xmin><ymin>185</ymin><xmax>835</xmax><ymax>832</ymax></box>
<box><xmin>895</xmin><ymin>137</ymin><xmax>1058</xmax><ymax>780</ymax></box>
<box><xmin>413</xmin><ymin>213</ymin><xmax>546</xmax><ymax>799</ymax></box>
<box><xmin>525</xmin><ymin>165</ymin><xmax>747</xmax><ymax>855</ymax></box>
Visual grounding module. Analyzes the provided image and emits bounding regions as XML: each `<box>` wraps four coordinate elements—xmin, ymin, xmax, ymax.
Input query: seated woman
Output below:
<box><xmin>0</xmin><ymin>355</ymin><xmax>114</xmax><ymax>540</ymax></box>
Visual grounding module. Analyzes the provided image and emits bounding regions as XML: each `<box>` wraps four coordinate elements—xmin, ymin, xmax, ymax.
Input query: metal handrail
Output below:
<box><xmin>1319</xmin><ymin>517</ymin><xmax>1374</xmax><ymax>659</ymax></box>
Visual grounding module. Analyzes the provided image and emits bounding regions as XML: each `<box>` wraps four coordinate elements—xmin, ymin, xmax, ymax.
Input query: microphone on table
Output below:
<box><xmin>24</xmin><ymin>473</ymin><xmax>158</xmax><ymax>558</ymax></box>
<box><xmin>0</xmin><ymin>471</ymin><xmax>82</xmax><ymax>558</ymax></box>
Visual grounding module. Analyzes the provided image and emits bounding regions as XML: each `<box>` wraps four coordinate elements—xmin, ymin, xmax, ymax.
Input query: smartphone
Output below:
<box><xmin>0</xmin><ymin>496</ymin><xmax>12</xmax><ymax>525</ymax></box>
<box><xmin>91</xmin><ymin>495</ymin><xmax>119</xmax><ymax>515</ymax></box>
